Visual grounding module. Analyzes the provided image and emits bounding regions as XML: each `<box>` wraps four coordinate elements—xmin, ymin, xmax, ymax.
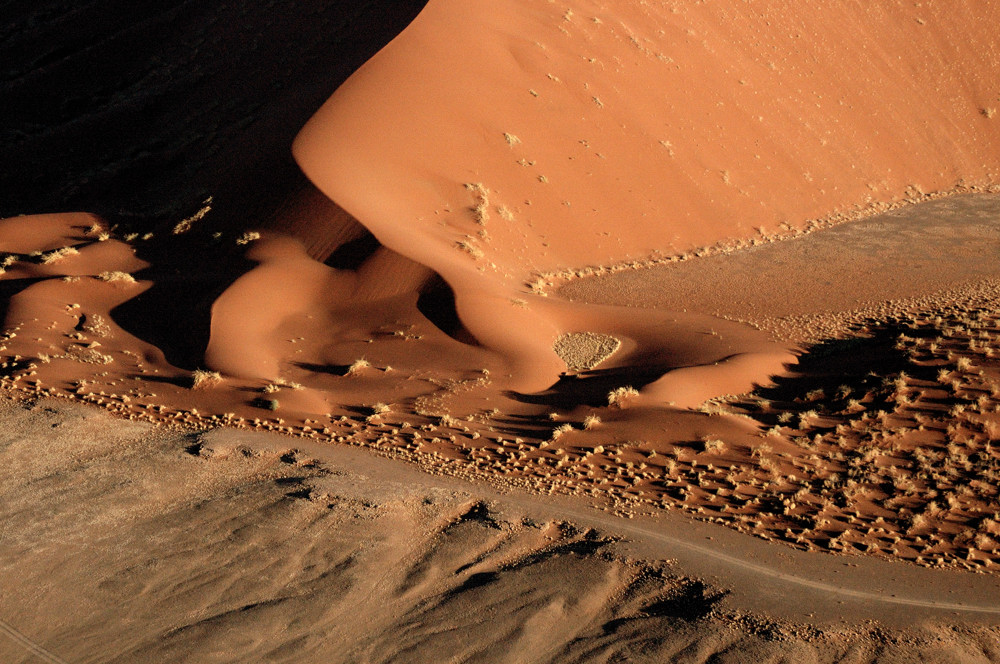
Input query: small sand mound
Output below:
<box><xmin>553</xmin><ymin>332</ymin><xmax>621</xmax><ymax>371</ymax></box>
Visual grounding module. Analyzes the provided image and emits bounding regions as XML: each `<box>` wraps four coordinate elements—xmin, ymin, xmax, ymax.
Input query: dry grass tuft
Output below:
<box><xmin>551</xmin><ymin>423</ymin><xmax>574</xmax><ymax>439</ymax></box>
<box><xmin>40</xmin><ymin>246</ymin><xmax>79</xmax><ymax>264</ymax></box>
<box><xmin>97</xmin><ymin>271</ymin><xmax>137</xmax><ymax>284</ymax></box>
<box><xmin>191</xmin><ymin>369</ymin><xmax>223</xmax><ymax>389</ymax></box>
<box><xmin>702</xmin><ymin>438</ymin><xmax>726</xmax><ymax>453</ymax></box>
<box><xmin>346</xmin><ymin>359</ymin><xmax>370</xmax><ymax>376</ymax></box>
<box><xmin>173</xmin><ymin>197</ymin><xmax>213</xmax><ymax>234</ymax></box>
<box><xmin>236</xmin><ymin>231</ymin><xmax>261</xmax><ymax>245</ymax></box>
<box><xmin>465</xmin><ymin>182</ymin><xmax>491</xmax><ymax>225</ymax></box>
<box><xmin>457</xmin><ymin>240</ymin><xmax>484</xmax><ymax>259</ymax></box>
<box><xmin>608</xmin><ymin>386</ymin><xmax>639</xmax><ymax>408</ymax></box>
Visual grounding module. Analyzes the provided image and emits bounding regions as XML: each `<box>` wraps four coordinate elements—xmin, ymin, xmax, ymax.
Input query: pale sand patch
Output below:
<box><xmin>553</xmin><ymin>332</ymin><xmax>621</xmax><ymax>371</ymax></box>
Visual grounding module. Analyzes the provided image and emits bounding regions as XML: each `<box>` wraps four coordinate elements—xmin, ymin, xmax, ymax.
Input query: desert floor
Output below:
<box><xmin>2</xmin><ymin>395</ymin><xmax>1000</xmax><ymax>664</ymax></box>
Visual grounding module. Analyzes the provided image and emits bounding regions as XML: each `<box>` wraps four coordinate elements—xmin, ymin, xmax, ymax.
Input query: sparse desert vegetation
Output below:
<box><xmin>608</xmin><ymin>386</ymin><xmax>639</xmax><ymax>407</ymax></box>
<box><xmin>345</xmin><ymin>359</ymin><xmax>371</xmax><ymax>376</ymax></box>
<box><xmin>97</xmin><ymin>271</ymin><xmax>137</xmax><ymax>284</ymax></box>
<box><xmin>191</xmin><ymin>369</ymin><xmax>223</xmax><ymax>389</ymax></box>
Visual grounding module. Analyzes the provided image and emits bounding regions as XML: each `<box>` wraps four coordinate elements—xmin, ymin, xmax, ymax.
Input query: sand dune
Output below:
<box><xmin>294</xmin><ymin>0</ymin><xmax>1000</xmax><ymax>378</ymax></box>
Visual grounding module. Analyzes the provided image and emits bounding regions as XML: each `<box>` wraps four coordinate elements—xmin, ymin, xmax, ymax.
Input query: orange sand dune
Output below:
<box><xmin>1</xmin><ymin>0</ymin><xmax>998</xmax><ymax>438</ymax></box>
<box><xmin>293</xmin><ymin>0</ymin><xmax>1000</xmax><ymax>394</ymax></box>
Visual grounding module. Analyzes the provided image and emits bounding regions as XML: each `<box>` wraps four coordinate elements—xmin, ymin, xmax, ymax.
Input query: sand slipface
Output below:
<box><xmin>2</xmin><ymin>0</ymin><xmax>1000</xmax><ymax>595</ymax></box>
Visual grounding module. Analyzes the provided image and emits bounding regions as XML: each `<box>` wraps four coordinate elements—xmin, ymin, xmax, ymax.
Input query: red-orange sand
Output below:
<box><xmin>2</xmin><ymin>0</ymin><xmax>1000</xmax><ymax>579</ymax></box>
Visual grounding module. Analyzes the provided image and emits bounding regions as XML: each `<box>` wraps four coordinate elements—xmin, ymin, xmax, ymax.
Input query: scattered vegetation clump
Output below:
<box><xmin>551</xmin><ymin>423</ymin><xmax>574</xmax><ymax>439</ymax></box>
<box><xmin>709</xmin><ymin>312</ymin><xmax>1000</xmax><ymax>570</ymax></box>
<box><xmin>39</xmin><ymin>246</ymin><xmax>79</xmax><ymax>264</ymax></box>
<box><xmin>97</xmin><ymin>271</ymin><xmax>136</xmax><ymax>284</ymax></box>
<box><xmin>457</xmin><ymin>239</ymin><xmax>484</xmax><ymax>259</ymax></box>
<box><xmin>464</xmin><ymin>182</ymin><xmax>491</xmax><ymax>225</ymax></box>
<box><xmin>236</xmin><ymin>231</ymin><xmax>261</xmax><ymax>245</ymax></box>
<box><xmin>173</xmin><ymin>197</ymin><xmax>213</xmax><ymax>234</ymax></box>
<box><xmin>701</xmin><ymin>438</ymin><xmax>726</xmax><ymax>453</ymax></box>
<box><xmin>345</xmin><ymin>359</ymin><xmax>370</xmax><ymax>376</ymax></box>
<box><xmin>608</xmin><ymin>386</ymin><xmax>640</xmax><ymax>407</ymax></box>
<box><xmin>191</xmin><ymin>369</ymin><xmax>223</xmax><ymax>389</ymax></box>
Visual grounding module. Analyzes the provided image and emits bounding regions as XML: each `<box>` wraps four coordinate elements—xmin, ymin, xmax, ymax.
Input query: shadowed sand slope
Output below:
<box><xmin>0</xmin><ymin>0</ymin><xmax>428</xmax><ymax>228</ymax></box>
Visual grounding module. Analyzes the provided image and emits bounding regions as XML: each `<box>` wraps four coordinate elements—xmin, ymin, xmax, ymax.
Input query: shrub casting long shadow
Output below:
<box><xmin>506</xmin><ymin>364</ymin><xmax>669</xmax><ymax>410</ymax></box>
<box><xmin>740</xmin><ymin>320</ymin><xmax>939</xmax><ymax>426</ymax></box>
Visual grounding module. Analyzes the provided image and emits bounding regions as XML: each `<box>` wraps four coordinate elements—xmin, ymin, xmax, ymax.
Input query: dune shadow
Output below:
<box><xmin>505</xmin><ymin>364</ymin><xmax>669</xmax><ymax>410</ymax></box>
<box><xmin>293</xmin><ymin>361</ymin><xmax>351</xmax><ymax>377</ymax></box>
<box><xmin>758</xmin><ymin>324</ymin><xmax>922</xmax><ymax>397</ymax></box>
<box><xmin>110</xmin><ymin>239</ymin><xmax>256</xmax><ymax>371</ymax></box>
<box><xmin>0</xmin><ymin>277</ymin><xmax>34</xmax><ymax>330</ymax></box>
<box><xmin>734</xmin><ymin>320</ymin><xmax>943</xmax><ymax>426</ymax></box>
<box><xmin>325</xmin><ymin>233</ymin><xmax>382</xmax><ymax>270</ymax></box>
<box><xmin>417</xmin><ymin>276</ymin><xmax>479</xmax><ymax>346</ymax></box>
<box><xmin>129</xmin><ymin>374</ymin><xmax>189</xmax><ymax>387</ymax></box>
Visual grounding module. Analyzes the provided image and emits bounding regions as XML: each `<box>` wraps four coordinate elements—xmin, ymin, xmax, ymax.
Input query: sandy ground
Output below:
<box><xmin>559</xmin><ymin>194</ymin><xmax>1000</xmax><ymax>339</ymax></box>
<box><xmin>3</xmin><ymin>395</ymin><xmax>1000</xmax><ymax>664</ymax></box>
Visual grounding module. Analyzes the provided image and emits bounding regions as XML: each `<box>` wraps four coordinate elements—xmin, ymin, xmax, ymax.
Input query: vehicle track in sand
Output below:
<box><xmin>202</xmin><ymin>425</ymin><xmax>1000</xmax><ymax>626</ymax></box>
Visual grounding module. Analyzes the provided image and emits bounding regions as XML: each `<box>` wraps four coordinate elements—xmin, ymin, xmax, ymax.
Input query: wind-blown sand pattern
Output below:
<box><xmin>3</xmin><ymin>0</ymin><xmax>1000</xmax><ymax>660</ymax></box>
